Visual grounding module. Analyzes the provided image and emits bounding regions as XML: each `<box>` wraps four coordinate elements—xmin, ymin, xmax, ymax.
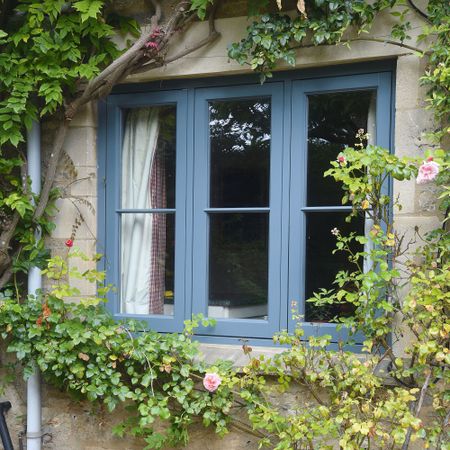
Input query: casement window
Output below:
<box><xmin>98</xmin><ymin>61</ymin><xmax>394</xmax><ymax>345</ymax></box>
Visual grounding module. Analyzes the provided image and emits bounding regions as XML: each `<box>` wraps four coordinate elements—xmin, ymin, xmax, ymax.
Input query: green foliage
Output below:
<box><xmin>306</xmin><ymin>145</ymin><xmax>449</xmax><ymax>448</ymax></box>
<box><xmin>228</xmin><ymin>0</ymin><xmax>404</xmax><ymax>79</ymax></box>
<box><xmin>0</xmin><ymin>1</ymin><xmax>449</xmax><ymax>449</ymax></box>
<box><xmin>0</xmin><ymin>249</ymin><xmax>236</xmax><ymax>450</ymax></box>
<box><xmin>228</xmin><ymin>0</ymin><xmax>450</xmax><ymax>147</ymax></box>
<box><xmin>241</xmin><ymin>330</ymin><xmax>424</xmax><ymax>450</ymax></box>
<box><xmin>1</xmin><ymin>149</ymin><xmax>449</xmax><ymax>449</ymax></box>
<box><xmin>0</xmin><ymin>0</ymin><xmax>132</xmax><ymax>146</ymax></box>
<box><xmin>0</xmin><ymin>0</ymin><xmax>139</xmax><ymax>282</ymax></box>
<box><xmin>0</xmin><ymin>152</ymin><xmax>56</xmax><ymax>275</ymax></box>
<box><xmin>419</xmin><ymin>0</ymin><xmax>450</xmax><ymax>141</ymax></box>
<box><xmin>190</xmin><ymin>0</ymin><xmax>214</xmax><ymax>20</ymax></box>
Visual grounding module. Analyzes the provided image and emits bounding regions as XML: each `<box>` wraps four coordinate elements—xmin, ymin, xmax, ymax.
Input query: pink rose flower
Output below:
<box><xmin>203</xmin><ymin>372</ymin><xmax>221</xmax><ymax>392</ymax></box>
<box><xmin>337</xmin><ymin>154</ymin><xmax>346</xmax><ymax>165</ymax></box>
<box><xmin>416</xmin><ymin>160</ymin><xmax>439</xmax><ymax>184</ymax></box>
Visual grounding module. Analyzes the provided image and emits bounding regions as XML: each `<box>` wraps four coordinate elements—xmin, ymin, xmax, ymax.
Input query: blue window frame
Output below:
<box><xmin>98</xmin><ymin>61</ymin><xmax>394</xmax><ymax>346</ymax></box>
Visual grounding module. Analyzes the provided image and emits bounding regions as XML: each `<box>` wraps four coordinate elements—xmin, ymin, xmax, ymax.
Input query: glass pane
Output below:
<box><xmin>209</xmin><ymin>98</ymin><xmax>271</xmax><ymax>207</ymax></box>
<box><xmin>307</xmin><ymin>91</ymin><xmax>375</xmax><ymax>206</ymax></box>
<box><xmin>208</xmin><ymin>213</ymin><xmax>268</xmax><ymax>319</ymax></box>
<box><xmin>121</xmin><ymin>106</ymin><xmax>176</xmax><ymax>209</ymax></box>
<box><xmin>305</xmin><ymin>212</ymin><xmax>365</xmax><ymax>322</ymax></box>
<box><xmin>120</xmin><ymin>213</ymin><xmax>175</xmax><ymax>315</ymax></box>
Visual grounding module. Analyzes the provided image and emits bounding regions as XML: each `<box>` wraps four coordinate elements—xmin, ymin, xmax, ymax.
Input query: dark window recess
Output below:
<box><xmin>208</xmin><ymin>213</ymin><xmax>269</xmax><ymax>319</ymax></box>
<box><xmin>307</xmin><ymin>91</ymin><xmax>374</xmax><ymax>206</ymax></box>
<box><xmin>209</xmin><ymin>98</ymin><xmax>271</xmax><ymax>208</ymax></box>
<box><xmin>305</xmin><ymin>212</ymin><xmax>365</xmax><ymax>322</ymax></box>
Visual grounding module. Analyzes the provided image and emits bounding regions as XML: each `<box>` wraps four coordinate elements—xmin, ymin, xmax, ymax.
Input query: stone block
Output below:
<box><xmin>396</xmin><ymin>54</ymin><xmax>428</xmax><ymax>110</ymax></box>
<box><xmin>392</xmin><ymin>311</ymin><xmax>417</xmax><ymax>358</ymax></box>
<box><xmin>394</xmin><ymin>108</ymin><xmax>437</xmax><ymax>157</ymax></box>
<box><xmin>200</xmin><ymin>343</ymin><xmax>283</xmax><ymax>367</ymax></box>
<box><xmin>417</xmin><ymin>182</ymin><xmax>442</xmax><ymax>213</ymax></box>
<box><xmin>69</xmin><ymin>102</ymin><xmax>98</xmax><ymax>128</ymax></box>
<box><xmin>393</xmin><ymin>215</ymin><xmax>441</xmax><ymax>252</ymax></box>
<box><xmin>68</xmin><ymin>166</ymin><xmax>97</xmax><ymax>197</ymax></box>
<box><xmin>393</xmin><ymin>177</ymin><xmax>417</xmax><ymax>215</ymax></box>
<box><xmin>63</xmin><ymin>127</ymin><xmax>97</xmax><ymax>167</ymax></box>
<box><xmin>51</xmin><ymin>197</ymin><xmax>97</xmax><ymax>240</ymax></box>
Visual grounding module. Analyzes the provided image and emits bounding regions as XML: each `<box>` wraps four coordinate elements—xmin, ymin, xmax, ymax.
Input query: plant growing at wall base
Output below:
<box><xmin>0</xmin><ymin>248</ymin><xmax>241</xmax><ymax>450</ymax></box>
<box><xmin>1</xmin><ymin>146</ymin><xmax>449</xmax><ymax>449</ymax></box>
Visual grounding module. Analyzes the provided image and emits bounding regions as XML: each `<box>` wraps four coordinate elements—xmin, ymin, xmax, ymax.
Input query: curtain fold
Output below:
<box><xmin>121</xmin><ymin>108</ymin><xmax>166</xmax><ymax>315</ymax></box>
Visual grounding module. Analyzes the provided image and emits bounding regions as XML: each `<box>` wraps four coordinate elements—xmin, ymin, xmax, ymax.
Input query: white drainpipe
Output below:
<box><xmin>26</xmin><ymin>120</ymin><xmax>42</xmax><ymax>450</ymax></box>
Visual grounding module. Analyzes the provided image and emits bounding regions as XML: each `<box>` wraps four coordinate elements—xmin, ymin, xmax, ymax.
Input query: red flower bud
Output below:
<box><xmin>65</xmin><ymin>239</ymin><xmax>73</xmax><ymax>248</ymax></box>
<box><xmin>426</xmin><ymin>156</ymin><xmax>433</xmax><ymax>162</ymax></box>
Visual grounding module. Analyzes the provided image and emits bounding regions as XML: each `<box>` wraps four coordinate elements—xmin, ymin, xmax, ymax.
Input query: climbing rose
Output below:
<box><xmin>65</xmin><ymin>239</ymin><xmax>73</xmax><ymax>248</ymax></box>
<box><xmin>416</xmin><ymin>160</ymin><xmax>439</xmax><ymax>184</ymax></box>
<box><xmin>203</xmin><ymin>373</ymin><xmax>221</xmax><ymax>392</ymax></box>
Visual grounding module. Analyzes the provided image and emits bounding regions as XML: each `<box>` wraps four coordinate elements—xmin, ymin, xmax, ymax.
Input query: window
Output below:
<box><xmin>99</xmin><ymin>62</ymin><xmax>394</xmax><ymax>345</ymax></box>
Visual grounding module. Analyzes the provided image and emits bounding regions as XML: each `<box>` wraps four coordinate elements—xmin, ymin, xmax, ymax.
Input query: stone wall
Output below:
<box><xmin>0</xmin><ymin>3</ymin><xmax>444</xmax><ymax>449</ymax></box>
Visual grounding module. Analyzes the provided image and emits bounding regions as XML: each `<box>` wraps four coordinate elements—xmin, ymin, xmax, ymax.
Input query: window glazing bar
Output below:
<box><xmin>204</xmin><ymin>207</ymin><xmax>270</xmax><ymax>213</ymax></box>
<box><xmin>301</xmin><ymin>206</ymin><xmax>353</xmax><ymax>212</ymax></box>
<box><xmin>117</xmin><ymin>208</ymin><xmax>176</xmax><ymax>214</ymax></box>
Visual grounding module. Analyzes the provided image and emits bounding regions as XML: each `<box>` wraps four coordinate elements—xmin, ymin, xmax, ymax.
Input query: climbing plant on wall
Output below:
<box><xmin>0</xmin><ymin>0</ymin><xmax>448</xmax><ymax>288</ymax></box>
<box><xmin>0</xmin><ymin>1</ymin><xmax>449</xmax><ymax>449</ymax></box>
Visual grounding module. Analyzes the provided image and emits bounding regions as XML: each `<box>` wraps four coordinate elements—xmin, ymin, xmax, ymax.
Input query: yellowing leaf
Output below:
<box><xmin>276</xmin><ymin>0</ymin><xmax>282</xmax><ymax>9</ymax></box>
<box><xmin>78</xmin><ymin>352</ymin><xmax>90</xmax><ymax>361</ymax></box>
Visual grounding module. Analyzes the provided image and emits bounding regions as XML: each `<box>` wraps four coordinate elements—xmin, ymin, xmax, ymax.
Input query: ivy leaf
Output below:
<box><xmin>190</xmin><ymin>0</ymin><xmax>212</xmax><ymax>20</ymax></box>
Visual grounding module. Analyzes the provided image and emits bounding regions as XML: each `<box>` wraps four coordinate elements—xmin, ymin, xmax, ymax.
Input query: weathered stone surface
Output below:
<box><xmin>417</xmin><ymin>183</ymin><xmax>441</xmax><ymax>213</ymax></box>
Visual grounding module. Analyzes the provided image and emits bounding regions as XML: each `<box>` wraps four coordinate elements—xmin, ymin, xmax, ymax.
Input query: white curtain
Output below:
<box><xmin>121</xmin><ymin>108</ymin><xmax>162</xmax><ymax>314</ymax></box>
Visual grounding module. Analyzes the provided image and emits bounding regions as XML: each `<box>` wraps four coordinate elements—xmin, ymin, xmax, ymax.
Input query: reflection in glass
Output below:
<box><xmin>121</xmin><ymin>213</ymin><xmax>175</xmax><ymax>315</ymax></box>
<box><xmin>208</xmin><ymin>213</ymin><xmax>268</xmax><ymax>319</ymax></box>
<box><xmin>307</xmin><ymin>91</ymin><xmax>375</xmax><ymax>206</ymax></box>
<box><xmin>121</xmin><ymin>106</ymin><xmax>176</xmax><ymax>209</ymax></box>
<box><xmin>209</xmin><ymin>98</ymin><xmax>271</xmax><ymax>208</ymax></box>
<box><xmin>305</xmin><ymin>212</ymin><xmax>365</xmax><ymax>322</ymax></box>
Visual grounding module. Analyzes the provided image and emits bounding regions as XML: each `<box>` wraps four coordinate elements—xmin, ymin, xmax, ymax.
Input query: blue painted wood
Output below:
<box><xmin>289</xmin><ymin>71</ymin><xmax>393</xmax><ymax>343</ymax></box>
<box><xmin>301</xmin><ymin>206</ymin><xmax>353</xmax><ymax>212</ymax></box>
<box><xmin>98</xmin><ymin>63</ymin><xmax>394</xmax><ymax>343</ymax></box>
<box><xmin>102</xmin><ymin>90</ymin><xmax>188</xmax><ymax>332</ymax></box>
<box><xmin>97</xmin><ymin>99</ymin><xmax>108</xmax><ymax>276</ymax></box>
<box><xmin>117</xmin><ymin>209</ymin><xmax>177</xmax><ymax>213</ymax></box>
<box><xmin>111</xmin><ymin>60</ymin><xmax>395</xmax><ymax>95</ymax></box>
<box><xmin>204</xmin><ymin>207</ymin><xmax>271</xmax><ymax>213</ymax></box>
<box><xmin>192</xmin><ymin>83</ymin><xmax>284</xmax><ymax>338</ymax></box>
